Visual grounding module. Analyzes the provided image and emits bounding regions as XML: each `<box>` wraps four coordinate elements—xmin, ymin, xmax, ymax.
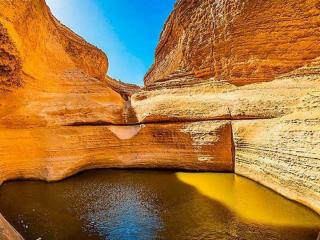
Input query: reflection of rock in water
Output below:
<box><xmin>0</xmin><ymin>170</ymin><xmax>319</xmax><ymax>240</ymax></box>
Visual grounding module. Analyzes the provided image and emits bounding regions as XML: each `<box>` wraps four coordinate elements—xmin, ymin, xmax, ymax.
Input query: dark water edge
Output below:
<box><xmin>0</xmin><ymin>169</ymin><xmax>319</xmax><ymax>240</ymax></box>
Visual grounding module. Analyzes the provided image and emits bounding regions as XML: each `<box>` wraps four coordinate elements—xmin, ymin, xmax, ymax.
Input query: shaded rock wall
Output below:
<box><xmin>0</xmin><ymin>24</ymin><xmax>22</xmax><ymax>92</ymax></box>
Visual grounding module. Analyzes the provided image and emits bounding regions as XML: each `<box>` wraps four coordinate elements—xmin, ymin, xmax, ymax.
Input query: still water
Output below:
<box><xmin>0</xmin><ymin>170</ymin><xmax>319</xmax><ymax>240</ymax></box>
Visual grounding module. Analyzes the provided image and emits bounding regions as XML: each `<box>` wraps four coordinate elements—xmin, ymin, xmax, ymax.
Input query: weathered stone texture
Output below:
<box><xmin>0</xmin><ymin>1</ymin><xmax>319</xmax><ymax>234</ymax></box>
<box><xmin>232</xmin><ymin>62</ymin><xmax>320</xmax><ymax>213</ymax></box>
<box><xmin>0</xmin><ymin>24</ymin><xmax>22</xmax><ymax>92</ymax></box>
<box><xmin>0</xmin><ymin>0</ymin><xmax>129</xmax><ymax>127</ymax></box>
<box><xmin>0</xmin><ymin>214</ymin><xmax>23</xmax><ymax>240</ymax></box>
<box><xmin>0</xmin><ymin>121</ymin><xmax>233</xmax><ymax>183</ymax></box>
<box><xmin>145</xmin><ymin>0</ymin><xmax>320</xmax><ymax>87</ymax></box>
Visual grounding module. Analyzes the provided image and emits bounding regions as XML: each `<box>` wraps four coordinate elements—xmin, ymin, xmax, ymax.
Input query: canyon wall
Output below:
<box><xmin>0</xmin><ymin>122</ymin><xmax>233</xmax><ymax>184</ymax></box>
<box><xmin>0</xmin><ymin>0</ymin><xmax>320</xmax><ymax>235</ymax></box>
<box><xmin>0</xmin><ymin>0</ymin><xmax>232</xmax><ymax>186</ymax></box>
<box><xmin>138</xmin><ymin>0</ymin><xmax>320</xmax><ymax>214</ymax></box>
<box><xmin>145</xmin><ymin>0</ymin><xmax>320</xmax><ymax>87</ymax></box>
<box><xmin>0</xmin><ymin>0</ymin><xmax>124</xmax><ymax>127</ymax></box>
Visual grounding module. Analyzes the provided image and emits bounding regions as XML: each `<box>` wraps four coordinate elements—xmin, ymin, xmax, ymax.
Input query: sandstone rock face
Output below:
<box><xmin>0</xmin><ymin>214</ymin><xmax>23</xmax><ymax>240</ymax></box>
<box><xmin>0</xmin><ymin>121</ymin><xmax>233</xmax><ymax>183</ymax></box>
<box><xmin>232</xmin><ymin>61</ymin><xmax>320</xmax><ymax>213</ymax></box>
<box><xmin>145</xmin><ymin>0</ymin><xmax>320</xmax><ymax>87</ymax></box>
<box><xmin>105</xmin><ymin>76</ymin><xmax>140</xmax><ymax>100</ymax></box>
<box><xmin>135</xmin><ymin>0</ymin><xmax>320</xmax><ymax>215</ymax></box>
<box><xmin>0</xmin><ymin>24</ymin><xmax>22</xmax><ymax>92</ymax></box>
<box><xmin>134</xmin><ymin>60</ymin><xmax>320</xmax><ymax>214</ymax></box>
<box><xmin>0</xmin><ymin>1</ymin><xmax>320</xmax><ymax>237</ymax></box>
<box><xmin>0</xmin><ymin>0</ymin><xmax>125</xmax><ymax>127</ymax></box>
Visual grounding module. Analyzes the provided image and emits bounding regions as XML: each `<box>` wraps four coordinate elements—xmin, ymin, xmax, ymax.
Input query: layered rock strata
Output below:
<box><xmin>105</xmin><ymin>76</ymin><xmax>140</xmax><ymax>100</ymax></box>
<box><xmin>0</xmin><ymin>0</ymin><xmax>125</xmax><ymax>128</ymax></box>
<box><xmin>136</xmin><ymin>0</ymin><xmax>320</xmax><ymax>215</ymax></box>
<box><xmin>145</xmin><ymin>0</ymin><xmax>320</xmax><ymax>87</ymax></box>
<box><xmin>0</xmin><ymin>122</ymin><xmax>233</xmax><ymax>184</ymax></box>
<box><xmin>0</xmin><ymin>0</ymin><xmax>320</xmax><ymax>236</ymax></box>
<box><xmin>0</xmin><ymin>0</ymin><xmax>234</xmax><ymax>182</ymax></box>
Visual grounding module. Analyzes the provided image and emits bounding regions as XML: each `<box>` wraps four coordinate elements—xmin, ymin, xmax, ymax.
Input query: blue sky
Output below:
<box><xmin>46</xmin><ymin>0</ymin><xmax>175</xmax><ymax>86</ymax></box>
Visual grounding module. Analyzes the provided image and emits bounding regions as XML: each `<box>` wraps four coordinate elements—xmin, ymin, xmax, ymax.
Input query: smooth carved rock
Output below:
<box><xmin>0</xmin><ymin>0</ymin><xmax>128</xmax><ymax>127</ymax></box>
<box><xmin>145</xmin><ymin>0</ymin><xmax>320</xmax><ymax>87</ymax></box>
<box><xmin>0</xmin><ymin>121</ymin><xmax>233</xmax><ymax>184</ymax></box>
<box><xmin>0</xmin><ymin>1</ymin><xmax>319</xmax><ymax>236</ymax></box>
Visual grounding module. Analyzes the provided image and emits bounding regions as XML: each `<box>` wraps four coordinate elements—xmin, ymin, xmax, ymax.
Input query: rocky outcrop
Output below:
<box><xmin>0</xmin><ymin>214</ymin><xmax>23</xmax><ymax>240</ymax></box>
<box><xmin>0</xmin><ymin>0</ymin><xmax>125</xmax><ymax>127</ymax></box>
<box><xmin>0</xmin><ymin>122</ymin><xmax>233</xmax><ymax>184</ymax></box>
<box><xmin>105</xmin><ymin>76</ymin><xmax>140</xmax><ymax>100</ymax></box>
<box><xmin>145</xmin><ymin>0</ymin><xmax>320</xmax><ymax>87</ymax></box>
<box><xmin>137</xmin><ymin>0</ymin><xmax>320</xmax><ymax>215</ymax></box>
<box><xmin>0</xmin><ymin>1</ymin><xmax>320</xmax><ymax>237</ymax></box>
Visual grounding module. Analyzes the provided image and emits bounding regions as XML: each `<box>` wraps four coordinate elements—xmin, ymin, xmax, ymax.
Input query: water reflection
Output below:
<box><xmin>0</xmin><ymin>170</ymin><xmax>319</xmax><ymax>240</ymax></box>
<box><xmin>177</xmin><ymin>172</ymin><xmax>320</xmax><ymax>227</ymax></box>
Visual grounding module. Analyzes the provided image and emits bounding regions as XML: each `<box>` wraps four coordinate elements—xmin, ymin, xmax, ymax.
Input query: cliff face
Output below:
<box><xmin>0</xmin><ymin>0</ymin><xmax>231</xmax><ymax>187</ymax></box>
<box><xmin>135</xmin><ymin>0</ymin><xmax>320</xmax><ymax>215</ymax></box>
<box><xmin>0</xmin><ymin>1</ymin><xmax>320</xmax><ymax>236</ymax></box>
<box><xmin>145</xmin><ymin>0</ymin><xmax>320</xmax><ymax>87</ymax></box>
<box><xmin>0</xmin><ymin>0</ymin><xmax>125</xmax><ymax>127</ymax></box>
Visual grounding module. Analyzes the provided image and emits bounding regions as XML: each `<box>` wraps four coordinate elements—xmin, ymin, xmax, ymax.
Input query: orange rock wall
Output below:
<box><xmin>0</xmin><ymin>0</ymin><xmax>107</xmax><ymax>81</ymax></box>
<box><xmin>145</xmin><ymin>0</ymin><xmax>320</xmax><ymax>86</ymax></box>
<box><xmin>0</xmin><ymin>0</ymin><xmax>127</xmax><ymax>127</ymax></box>
<box><xmin>0</xmin><ymin>2</ymin><xmax>319</xmax><ymax>237</ymax></box>
<box><xmin>0</xmin><ymin>24</ymin><xmax>22</xmax><ymax>92</ymax></box>
<box><xmin>0</xmin><ymin>122</ymin><xmax>233</xmax><ymax>184</ymax></box>
<box><xmin>105</xmin><ymin>76</ymin><xmax>140</xmax><ymax>100</ymax></box>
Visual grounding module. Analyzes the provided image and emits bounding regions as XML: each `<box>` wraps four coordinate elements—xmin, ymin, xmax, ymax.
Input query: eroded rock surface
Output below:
<box><xmin>0</xmin><ymin>0</ymin><xmax>125</xmax><ymax>127</ymax></box>
<box><xmin>0</xmin><ymin>214</ymin><xmax>23</xmax><ymax>240</ymax></box>
<box><xmin>145</xmin><ymin>0</ymin><xmax>320</xmax><ymax>87</ymax></box>
<box><xmin>0</xmin><ymin>2</ymin><xmax>319</xmax><ymax>237</ymax></box>
<box><xmin>136</xmin><ymin>0</ymin><xmax>320</xmax><ymax>214</ymax></box>
<box><xmin>0</xmin><ymin>121</ymin><xmax>233</xmax><ymax>183</ymax></box>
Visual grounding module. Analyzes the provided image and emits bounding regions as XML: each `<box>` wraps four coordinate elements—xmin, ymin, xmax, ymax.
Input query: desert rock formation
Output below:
<box><xmin>136</xmin><ymin>0</ymin><xmax>320</xmax><ymax>215</ymax></box>
<box><xmin>0</xmin><ymin>214</ymin><xmax>23</xmax><ymax>240</ymax></box>
<box><xmin>0</xmin><ymin>0</ymin><xmax>320</xmax><ymax>236</ymax></box>
<box><xmin>145</xmin><ymin>0</ymin><xmax>320</xmax><ymax>87</ymax></box>
<box><xmin>0</xmin><ymin>0</ymin><xmax>232</xmax><ymax>184</ymax></box>
<box><xmin>0</xmin><ymin>0</ymin><xmax>124</xmax><ymax>127</ymax></box>
<box><xmin>0</xmin><ymin>122</ymin><xmax>233</xmax><ymax>184</ymax></box>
